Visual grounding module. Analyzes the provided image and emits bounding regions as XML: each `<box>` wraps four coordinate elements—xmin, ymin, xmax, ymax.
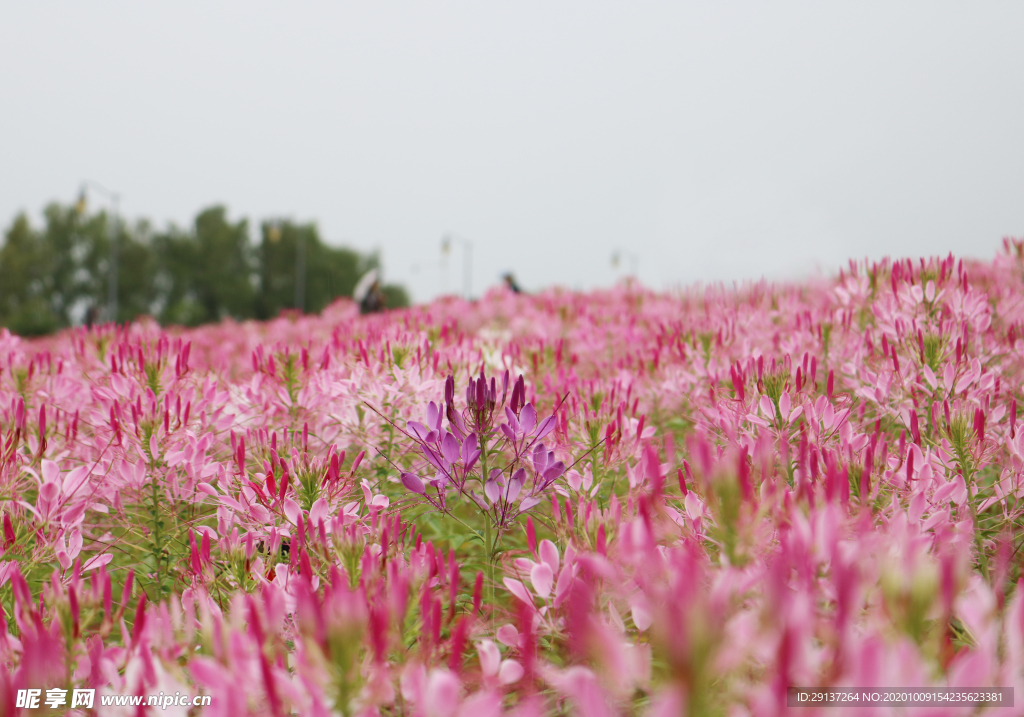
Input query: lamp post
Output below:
<box><xmin>441</xmin><ymin>233</ymin><xmax>472</xmax><ymax>301</ymax></box>
<box><xmin>611</xmin><ymin>248</ymin><xmax>639</xmax><ymax>276</ymax></box>
<box><xmin>78</xmin><ymin>180</ymin><xmax>121</xmax><ymax>323</ymax></box>
<box><xmin>295</xmin><ymin>229</ymin><xmax>306</xmax><ymax>312</ymax></box>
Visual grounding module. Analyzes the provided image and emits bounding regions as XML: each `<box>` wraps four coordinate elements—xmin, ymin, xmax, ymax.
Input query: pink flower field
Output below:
<box><xmin>2</xmin><ymin>246</ymin><xmax>1024</xmax><ymax>716</ymax></box>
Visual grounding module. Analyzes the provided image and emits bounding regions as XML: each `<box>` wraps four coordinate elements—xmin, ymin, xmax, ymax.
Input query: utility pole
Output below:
<box><xmin>78</xmin><ymin>181</ymin><xmax>121</xmax><ymax>323</ymax></box>
<box><xmin>611</xmin><ymin>248</ymin><xmax>639</xmax><ymax>277</ymax></box>
<box><xmin>441</xmin><ymin>233</ymin><xmax>473</xmax><ymax>300</ymax></box>
<box><xmin>295</xmin><ymin>228</ymin><xmax>306</xmax><ymax>312</ymax></box>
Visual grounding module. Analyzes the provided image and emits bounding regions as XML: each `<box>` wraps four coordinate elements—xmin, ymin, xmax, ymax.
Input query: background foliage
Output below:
<box><xmin>0</xmin><ymin>203</ymin><xmax>409</xmax><ymax>334</ymax></box>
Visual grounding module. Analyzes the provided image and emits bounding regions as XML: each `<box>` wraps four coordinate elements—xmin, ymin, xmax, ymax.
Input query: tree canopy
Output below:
<box><xmin>0</xmin><ymin>203</ymin><xmax>409</xmax><ymax>335</ymax></box>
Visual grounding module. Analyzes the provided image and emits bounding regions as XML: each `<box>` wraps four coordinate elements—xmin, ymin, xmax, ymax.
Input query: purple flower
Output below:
<box><xmin>401</xmin><ymin>472</ymin><xmax>425</xmax><ymax>494</ymax></box>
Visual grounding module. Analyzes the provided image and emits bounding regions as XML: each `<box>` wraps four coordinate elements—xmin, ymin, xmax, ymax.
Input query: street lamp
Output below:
<box><xmin>266</xmin><ymin>222</ymin><xmax>306</xmax><ymax>312</ymax></box>
<box><xmin>77</xmin><ymin>180</ymin><xmax>121</xmax><ymax>323</ymax></box>
<box><xmin>295</xmin><ymin>228</ymin><xmax>306</xmax><ymax>312</ymax></box>
<box><xmin>611</xmin><ymin>248</ymin><xmax>639</xmax><ymax>276</ymax></box>
<box><xmin>441</xmin><ymin>232</ymin><xmax>472</xmax><ymax>301</ymax></box>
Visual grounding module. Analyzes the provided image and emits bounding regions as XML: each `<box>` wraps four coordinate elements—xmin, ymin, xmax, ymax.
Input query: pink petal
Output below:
<box><xmin>82</xmin><ymin>553</ymin><xmax>113</xmax><ymax>572</ymax></box>
<box><xmin>521</xmin><ymin>404</ymin><xmax>536</xmax><ymax>433</ymax></box>
<box><xmin>41</xmin><ymin>459</ymin><xmax>60</xmax><ymax>484</ymax></box>
<box><xmin>496</xmin><ymin>624</ymin><xmax>520</xmax><ymax>648</ymax></box>
<box><xmin>39</xmin><ymin>481</ymin><xmax>60</xmax><ymax>503</ymax></box>
<box><xmin>248</xmin><ymin>503</ymin><xmax>272</xmax><ymax>523</ymax></box>
<box><xmin>425</xmin><ymin>670</ymin><xmax>462</xmax><ymax>717</ymax></box>
<box><xmin>68</xmin><ymin>529</ymin><xmax>83</xmax><ymax>559</ymax></box>
<box><xmin>566</xmin><ymin>469</ymin><xmax>582</xmax><ymax>491</ymax></box>
<box><xmin>505</xmin><ymin>475</ymin><xmax>523</xmax><ymax>503</ymax></box>
<box><xmin>442</xmin><ymin>433</ymin><xmax>461</xmax><ymax>465</ymax></box>
<box><xmin>476</xmin><ymin>639</ymin><xmax>500</xmax><ymax>677</ymax></box>
<box><xmin>283</xmin><ymin>498</ymin><xmax>301</xmax><ymax>525</ymax></box>
<box><xmin>530</xmin><ymin>563</ymin><xmax>553</xmax><ymax>599</ymax></box>
<box><xmin>535</xmin><ymin>416</ymin><xmax>556</xmax><ymax>441</ymax></box>
<box><xmin>778</xmin><ymin>393</ymin><xmax>792</xmax><ymax>421</ymax></box>
<box><xmin>554</xmin><ymin>564</ymin><xmax>574</xmax><ymax>608</ymax></box>
<box><xmin>822</xmin><ymin>402</ymin><xmax>835</xmax><ymax>429</ymax></box>
<box><xmin>309</xmin><ymin>498</ymin><xmax>329</xmax><ymax>525</ymax></box>
<box><xmin>498</xmin><ymin>659</ymin><xmax>524</xmax><ymax>685</ymax></box>
<box><xmin>197</xmin><ymin>483</ymin><xmax>220</xmax><ymax>498</ymax></box>
<box><xmin>502</xmin><ymin>578</ymin><xmax>533</xmax><ymax>605</ymax></box>
<box><xmin>539</xmin><ymin>539</ymin><xmax>560</xmax><ymax>574</ymax></box>
<box><xmin>631</xmin><ymin>599</ymin><xmax>653</xmax><ymax>631</ymax></box>
<box><xmin>484</xmin><ymin>480</ymin><xmax>499</xmax><ymax>504</ymax></box>
<box><xmin>519</xmin><ymin>497</ymin><xmax>541</xmax><ymax>512</ymax></box>
<box><xmin>63</xmin><ymin>466</ymin><xmax>90</xmax><ymax>498</ymax></box>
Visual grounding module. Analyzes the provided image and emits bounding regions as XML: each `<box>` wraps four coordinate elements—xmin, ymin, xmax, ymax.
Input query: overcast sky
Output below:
<box><xmin>2</xmin><ymin>3</ymin><xmax>1022</xmax><ymax>302</ymax></box>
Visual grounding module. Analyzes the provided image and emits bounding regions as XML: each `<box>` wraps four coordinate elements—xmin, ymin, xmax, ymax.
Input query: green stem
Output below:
<box><xmin>969</xmin><ymin>492</ymin><xmax>990</xmax><ymax>582</ymax></box>
<box><xmin>150</xmin><ymin>478</ymin><xmax>165</xmax><ymax>600</ymax></box>
<box><xmin>484</xmin><ymin>514</ymin><xmax>493</xmax><ymax>602</ymax></box>
<box><xmin>386</xmin><ymin>406</ymin><xmax>396</xmax><ymax>458</ymax></box>
<box><xmin>964</xmin><ymin>466</ymin><xmax>990</xmax><ymax>582</ymax></box>
<box><xmin>479</xmin><ymin>436</ymin><xmax>495</xmax><ymax>604</ymax></box>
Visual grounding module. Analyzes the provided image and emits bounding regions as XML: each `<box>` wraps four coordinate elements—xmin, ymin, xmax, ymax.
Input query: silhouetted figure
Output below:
<box><xmin>503</xmin><ymin>272</ymin><xmax>522</xmax><ymax>294</ymax></box>
<box><xmin>361</xmin><ymin>282</ymin><xmax>387</xmax><ymax>314</ymax></box>
<box><xmin>354</xmin><ymin>270</ymin><xmax>387</xmax><ymax>314</ymax></box>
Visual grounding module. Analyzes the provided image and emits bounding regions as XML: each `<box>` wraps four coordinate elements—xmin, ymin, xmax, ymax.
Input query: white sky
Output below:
<box><xmin>2</xmin><ymin>2</ymin><xmax>1022</xmax><ymax>303</ymax></box>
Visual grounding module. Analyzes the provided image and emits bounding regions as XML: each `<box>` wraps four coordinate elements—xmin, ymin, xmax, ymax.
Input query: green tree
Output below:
<box><xmin>0</xmin><ymin>203</ymin><xmax>157</xmax><ymax>333</ymax></box>
<box><xmin>0</xmin><ymin>202</ymin><xmax>408</xmax><ymax>336</ymax></box>
<box><xmin>153</xmin><ymin>206</ymin><xmax>256</xmax><ymax>326</ymax></box>
<box><xmin>0</xmin><ymin>212</ymin><xmax>58</xmax><ymax>336</ymax></box>
<box><xmin>256</xmin><ymin>220</ymin><xmax>383</xmax><ymax>319</ymax></box>
<box><xmin>381</xmin><ymin>284</ymin><xmax>410</xmax><ymax>309</ymax></box>
<box><xmin>111</xmin><ymin>217</ymin><xmax>159</xmax><ymax>324</ymax></box>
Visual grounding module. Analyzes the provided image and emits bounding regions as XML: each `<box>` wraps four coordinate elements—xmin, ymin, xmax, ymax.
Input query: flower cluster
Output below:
<box><xmin>394</xmin><ymin>371</ymin><xmax>562</xmax><ymax>529</ymax></box>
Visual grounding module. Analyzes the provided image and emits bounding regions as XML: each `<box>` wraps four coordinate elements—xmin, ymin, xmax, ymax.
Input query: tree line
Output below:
<box><xmin>0</xmin><ymin>202</ymin><xmax>408</xmax><ymax>336</ymax></box>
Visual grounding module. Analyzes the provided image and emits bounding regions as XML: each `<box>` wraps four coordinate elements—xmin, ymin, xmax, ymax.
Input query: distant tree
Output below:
<box><xmin>0</xmin><ymin>212</ymin><xmax>59</xmax><ymax>335</ymax></box>
<box><xmin>153</xmin><ymin>206</ymin><xmax>256</xmax><ymax>326</ymax></box>
<box><xmin>381</xmin><ymin>283</ymin><xmax>410</xmax><ymax>309</ymax></box>
<box><xmin>112</xmin><ymin>218</ymin><xmax>159</xmax><ymax>324</ymax></box>
<box><xmin>151</xmin><ymin>227</ymin><xmax>204</xmax><ymax>326</ymax></box>
<box><xmin>0</xmin><ymin>202</ymin><xmax>409</xmax><ymax>335</ymax></box>
<box><xmin>0</xmin><ymin>204</ymin><xmax>157</xmax><ymax>333</ymax></box>
<box><xmin>256</xmin><ymin>220</ymin><xmax>382</xmax><ymax>319</ymax></box>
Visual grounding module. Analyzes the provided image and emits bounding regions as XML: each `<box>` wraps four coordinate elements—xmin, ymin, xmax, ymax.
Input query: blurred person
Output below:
<box><xmin>502</xmin><ymin>272</ymin><xmax>522</xmax><ymax>294</ymax></box>
<box><xmin>354</xmin><ymin>269</ymin><xmax>387</xmax><ymax>314</ymax></box>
